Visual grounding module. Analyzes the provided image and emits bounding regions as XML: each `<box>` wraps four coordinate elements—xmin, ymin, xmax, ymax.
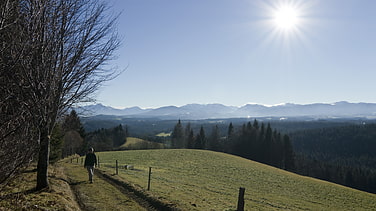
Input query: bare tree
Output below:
<box><xmin>0</xmin><ymin>0</ymin><xmax>120</xmax><ymax>190</ymax></box>
<box><xmin>0</xmin><ymin>0</ymin><xmax>40</xmax><ymax>187</ymax></box>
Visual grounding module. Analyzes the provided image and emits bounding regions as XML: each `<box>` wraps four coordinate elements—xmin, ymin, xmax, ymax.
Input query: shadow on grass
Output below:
<box><xmin>70</xmin><ymin>181</ymin><xmax>86</xmax><ymax>186</ymax></box>
<box><xmin>21</xmin><ymin>168</ymin><xmax>38</xmax><ymax>173</ymax></box>
<box><xmin>0</xmin><ymin>187</ymin><xmax>46</xmax><ymax>201</ymax></box>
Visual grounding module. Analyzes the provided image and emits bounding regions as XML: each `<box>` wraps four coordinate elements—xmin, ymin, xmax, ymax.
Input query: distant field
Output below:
<box><xmin>155</xmin><ymin>132</ymin><xmax>171</xmax><ymax>137</ymax></box>
<box><xmin>118</xmin><ymin>137</ymin><xmax>165</xmax><ymax>150</ymax></box>
<box><xmin>96</xmin><ymin>149</ymin><xmax>376</xmax><ymax>210</ymax></box>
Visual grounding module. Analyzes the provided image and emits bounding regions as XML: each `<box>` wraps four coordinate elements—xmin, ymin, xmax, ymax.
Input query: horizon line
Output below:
<box><xmin>85</xmin><ymin>101</ymin><xmax>375</xmax><ymax>110</ymax></box>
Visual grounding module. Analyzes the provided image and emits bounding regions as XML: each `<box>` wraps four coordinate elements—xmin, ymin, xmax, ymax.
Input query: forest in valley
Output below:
<box><xmin>55</xmin><ymin>113</ymin><xmax>376</xmax><ymax>194</ymax></box>
<box><xmin>290</xmin><ymin>124</ymin><xmax>376</xmax><ymax>193</ymax></box>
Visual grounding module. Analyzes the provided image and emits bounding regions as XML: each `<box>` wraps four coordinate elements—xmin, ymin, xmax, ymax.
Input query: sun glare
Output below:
<box><xmin>273</xmin><ymin>6</ymin><xmax>299</xmax><ymax>30</ymax></box>
<box><xmin>252</xmin><ymin>0</ymin><xmax>315</xmax><ymax>54</ymax></box>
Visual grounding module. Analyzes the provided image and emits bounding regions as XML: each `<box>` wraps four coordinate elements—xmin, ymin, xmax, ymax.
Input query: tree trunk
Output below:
<box><xmin>36</xmin><ymin>129</ymin><xmax>50</xmax><ymax>190</ymax></box>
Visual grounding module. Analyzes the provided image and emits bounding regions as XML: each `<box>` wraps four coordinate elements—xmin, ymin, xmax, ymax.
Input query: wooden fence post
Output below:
<box><xmin>81</xmin><ymin>158</ymin><xmax>83</xmax><ymax>164</ymax></box>
<box><xmin>116</xmin><ymin>160</ymin><xmax>118</xmax><ymax>175</ymax></box>
<box><xmin>147</xmin><ymin>167</ymin><xmax>152</xmax><ymax>191</ymax></box>
<box><xmin>237</xmin><ymin>187</ymin><xmax>245</xmax><ymax>211</ymax></box>
<box><xmin>97</xmin><ymin>156</ymin><xmax>100</xmax><ymax>168</ymax></box>
<box><xmin>76</xmin><ymin>157</ymin><xmax>79</xmax><ymax>163</ymax></box>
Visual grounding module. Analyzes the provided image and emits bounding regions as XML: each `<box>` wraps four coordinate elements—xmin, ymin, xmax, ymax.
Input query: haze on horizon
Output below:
<box><xmin>97</xmin><ymin>0</ymin><xmax>376</xmax><ymax>109</ymax></box>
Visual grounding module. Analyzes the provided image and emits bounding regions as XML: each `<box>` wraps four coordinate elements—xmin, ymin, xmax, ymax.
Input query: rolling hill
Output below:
<box><xmin>118</xmin><ymin>137</ymin><xmax>165</xmax><ymax>150</ymax></box>
<box><xmin>96</xmin><ymin>149</ymin><xmax>376</xmax><ymax>210</ymax></box>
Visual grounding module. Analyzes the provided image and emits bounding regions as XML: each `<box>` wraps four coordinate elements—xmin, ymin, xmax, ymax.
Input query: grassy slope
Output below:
<box><xmin>119</xmin><ymin>137</ymin><xmax>164</xmax><ymax>150</ymax></box>
<box><xmin>97</xmin><ymin>149</ymin><xmax>376</xmax><ymax>211</ymax></box>
<box><xmin>0</xmin><ymin>159</ymin><xmax>147</xmax><ymax>211</ymax></box>
<box><xmin>0</xmin><ymin>162</ymin><xmax>80</xmax><ymax>210</ymax></box>
<box><xmin>62</xmin><ymin>159</ymin><xmax>146</xmax><ymax>211</ymax></box>
<box><xmin>120</xmin><ymin>137</ymin><xmax>146</xmax><ymax>148</ymax></box>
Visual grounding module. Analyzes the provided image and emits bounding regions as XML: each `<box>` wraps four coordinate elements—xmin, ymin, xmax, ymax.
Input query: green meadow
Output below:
<box><xmin>96</xmin><ymin>149</ymin><xmax>376</xmax><ymax>210</ymax></box>
<box><xmin>118</xmin><ymin>137</ymin><xmax>165</xmax><ymax>150</ymax></box>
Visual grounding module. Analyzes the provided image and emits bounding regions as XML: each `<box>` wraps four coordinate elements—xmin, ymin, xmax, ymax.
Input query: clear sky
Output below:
<box><xmin>97</xmin><ymin>0</ymin><xmax>376</xmax><ymax>109</ymax></box>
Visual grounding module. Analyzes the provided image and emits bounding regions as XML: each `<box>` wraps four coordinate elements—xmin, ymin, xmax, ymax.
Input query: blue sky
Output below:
<box><xmin>98</xmin><ymin>0</ymin><xmax>376</xmax><ymax>108</ymax></box>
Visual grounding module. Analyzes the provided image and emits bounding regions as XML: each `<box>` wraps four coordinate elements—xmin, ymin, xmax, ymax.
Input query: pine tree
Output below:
<box><xmin>225</xmin><ymin>122</ymin><xmax>235</xmax><ymax>153</ymax></box>
<box><xmin>264</xmin><ymin>123</ymin><xmax>273</xmax><ymax>164</ymax></box>
<box><xmin>253</xmin><ymin>119</ymin><xmax>259</xmax><ymax>130</ymax></box>
<box><xmin>184</xmin><ymin>123</ymin><xmax>192</xmax><ymax>148</ymax></box>
<box><xmin>208</xmin><ymin>125</ymin><xmax>221</xmax><ymax>151</ymax></box>
<box><xmin>186</xmin><ymin>129</ymin><xmax>195</xmax><ymax>149</ymax></box>
<box><xmin>125</xmin><ymin>125</ymin><xmax>129</xmax><ymax>137</ymax></box>
<box><xmin>171</xmin><ymin>120</ymin><xmax>184</xmax><ymax>148</ymax></box>
<box><xmin>260</xmin><ymin>123</ymin><xmax>265</xmax><ymax>139</ymax></box>
<box><xmin>271</xmin><ymin>131</ymin><xmax>283</xmax><ymax>168</ymax></box>
<box><xmin>63</xmin><ymin>110</ymin><xmax>85</xmax><ymax>138</ymax></box>
<box><xmin>62</xmin><ymin>110</ymin><xmax>86</xmax><ymax>156</ymax></box>
<box><xmin>112</xmin><ymin>124</ymin><xmax>126</xmax><ymax>147</ymax></box>
<box><xmin>228</xmin><ymin>122</ymin><xmax>234</xmax><ymax>138</ymax></box>
<box><xmin>247</xmin><ymin>122</ymin><xmax>253</xmax><ymax>130</ymax></box>
<box><xmin>195</xmin><ymin>126</ymin><xmax>206</xmax><ymax>149</ymax></box>
<box><xmin>283</xmin><ymin>134</ymin><xmax>295</xmax><ymax>171</ymax></box>
<box><xmin>49</xmin><ymin>124</ymin><xmax>64</xmax><ymax>163</ymax></box>
<box><xmin>232</xmin><ymin>123</ymin><xmax>250</xmax><ymax>158</ymax></box>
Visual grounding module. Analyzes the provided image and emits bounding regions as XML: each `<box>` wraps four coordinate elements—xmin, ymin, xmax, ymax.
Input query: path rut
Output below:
<box><xmin>63</xmin><ymin>161</ymin><xmax>154</xmax><ymax>211</ymax></box>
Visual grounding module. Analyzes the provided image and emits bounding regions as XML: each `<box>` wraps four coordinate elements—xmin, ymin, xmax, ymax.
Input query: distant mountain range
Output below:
<box><xmin>76</xmin><ymin>102</ymin><xmax>376</xmax><ymax>120</ymax></box>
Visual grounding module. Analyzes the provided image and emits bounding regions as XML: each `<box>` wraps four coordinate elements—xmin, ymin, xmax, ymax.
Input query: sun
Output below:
<box><xmin>254</xmin><ymin>0</ymin><xmax>314</xmax><ymax>48</ymax></box>
<box><xmin>273</xmin><ymin>5</ymin><xmax>300</xmax><ymax>30</ymax></box>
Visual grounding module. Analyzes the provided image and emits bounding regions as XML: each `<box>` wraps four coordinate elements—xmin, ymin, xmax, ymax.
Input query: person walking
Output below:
<box><xmin>84</xmin><ymin>147</ymin><xmax>97</xmax><ymax>183</ymax></box>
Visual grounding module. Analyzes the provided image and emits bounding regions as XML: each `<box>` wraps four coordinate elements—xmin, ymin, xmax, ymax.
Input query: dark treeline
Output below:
<box><xmin>229</xmin><ymin>121</ymin><xmax>295</xmax><ymax>171</ymax></box>
<box><xmin>170</xmin><ymin>119</ymin><xmax>295</xmax><ymax>171</ymax></box>
<box><xmin>84</xmin><ymin>124</ymin><xmax>128</xmax><ymax>151</ymax></box>
<box><xmin>292</xmin><ymin>124</ymin><xmax>376</xmax><ymax>163</ymax></box>
<box><xmin>50</xmin><ymin>110</ymin><xmax>87</xmax><ymax>161</ymax></box>
<box><xmin>291</xmin><ymin>124</ymin><xmax>376</xmax><ymax>193</ymax></box>
<box><xmin>294</xmin><ymin>155</ymin><xmax>376</xmax><ymax>194</ymax></box>
<box><xmin>50</xmin><ymin>110</ymin><xmax>129</xmax><ymax>160</ymax></box>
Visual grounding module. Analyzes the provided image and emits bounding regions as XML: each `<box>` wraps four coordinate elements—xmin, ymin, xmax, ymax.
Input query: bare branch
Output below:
<box><xmin>0</xmin><ymin>0</ymin><xmax>121</xmax><ymax>190</ymax></box>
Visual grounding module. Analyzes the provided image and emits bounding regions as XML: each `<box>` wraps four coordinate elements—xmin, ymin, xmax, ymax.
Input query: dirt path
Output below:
<box><xmin>62</xmin><ymin>161</ymin><xmax>153</xmax><ymax>211</ymax></box>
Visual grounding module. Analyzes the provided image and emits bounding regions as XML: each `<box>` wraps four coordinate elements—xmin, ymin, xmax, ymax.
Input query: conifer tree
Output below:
<box><xmin>186</xmin><ymin>129</ymin><xmax>195</xmax><ymax>149</ymax></box>
<box><xmin>112</xmin><ymin>124</ymin><xmax>127</xmax><ymax>147</ymax></box>
<box><xmin>271</xmin><ymin>130</ymin><xmax>283</xmax><ymax>168</ymax></box>
<box><xmin>184</xmin><ymin>123</ymin><xmax>192</xmax><ymax>148</ymax></box>
<box><xmin>171</xmin><ymin>120</ymin><xmax>184</xmax><ymax>148</ymax></box>
<box><xmin>62</xmin><ymin>110</ymin><xmax>85</xmax><ymax>137</ymax></box>
<box><xmin>195</xmin><ymin>126</ymin><xmax>206</xmax><ymax>149</ymax></box>
<box><xmin>227</xmin><ymin>122</ymin><xmax>234</xmax><ymax>138</ymax></box>
<box><xmin>253</xmin><ymin>119</ymin><xmax>259</xmax><ymax>129</ymax></box>
<box><xmin>260</xmin><ymin>123</ymin><xmax>265</xmax><ymax>140</ymax></box>
<box><xmin>49</xmin><ymin>124</ymin><xmax>64</xmax><ymax>163</ymax></box>
<box><xmin>208</xmin><ymin>125</ymin><xmax>221</xmax><ymax>151</ymax></box>
<box><xmin>62</xmin><ymin>110</ymin><xmax>86</xmax><ymax>156</ymax></box>
<box><xmin>231</xmin><ymin>123</ymin><xmax>249</xmax><ymax>158</ymax></box>
<box><xmin>247</xmin><ymin>122</ymin><xmax>253</xmax><ymax>130</ymax></box>
<box><xmin>264</xmin><ymin>123</ymin><xmax>273</xmax><ymax>164</ymax></box>
<box><xmin>283</xmin><ymin>134</ymin><xmax>295</xmax><ymax>170</ymax></box>
<box><xmin>225</xmin><ymin>122</ymin><xmax>234</xmax><ymax>153</ymax></box>
<box><xmin>125</xmin><ymin>125</ymin><xmax>129</xmax><ymax>137</ymax></box>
